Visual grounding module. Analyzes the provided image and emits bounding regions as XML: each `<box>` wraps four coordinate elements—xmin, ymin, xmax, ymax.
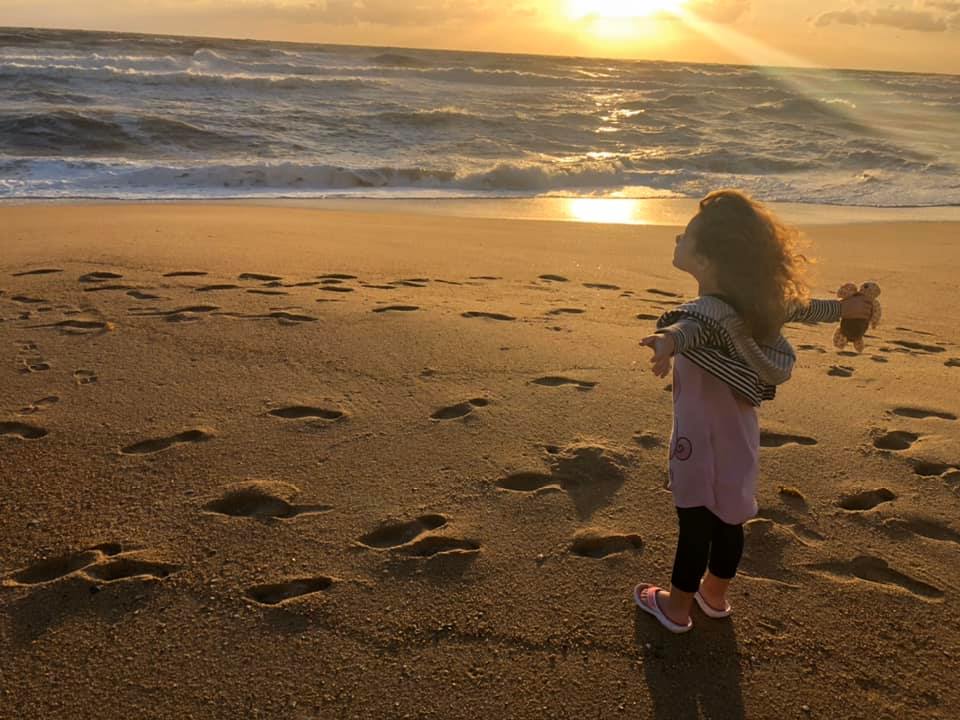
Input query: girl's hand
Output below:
<box><xmin>640</xmin><ymin>333</ymin><xmax>676</xmax><ymax>378</ymax></box>
<box><xmin>840</xmin><ymin>294</ymin><xmax>873</xmax><ymax>320</ymax></box>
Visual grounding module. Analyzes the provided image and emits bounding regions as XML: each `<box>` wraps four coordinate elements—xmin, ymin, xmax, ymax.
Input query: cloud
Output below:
<box><xmin>814</xmin><ymin>3</ymin><xmax>959</xmax><ymax>32</ymax></box>
<box><xmin>219</xmin><ymin>0</ymin><xmax>534</xmax><ymax>27</ymax></box>
<box><xmin>687</xmin><ymin>0</ymin><xmax>751</xmax><ymax>23</ymax></box>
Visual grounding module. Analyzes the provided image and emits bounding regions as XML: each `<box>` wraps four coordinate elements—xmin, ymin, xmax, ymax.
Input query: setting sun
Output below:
<box><xmin>565</xmin><ymin>0</ymin><xmax>688</xmax><ymax>21</ymax></box>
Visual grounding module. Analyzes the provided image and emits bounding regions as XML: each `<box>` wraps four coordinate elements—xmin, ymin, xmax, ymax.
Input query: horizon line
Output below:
<box><xmin>4</xmin><ymin>24</ymin><xmax>958</xmax><ymax>79</ymax></box>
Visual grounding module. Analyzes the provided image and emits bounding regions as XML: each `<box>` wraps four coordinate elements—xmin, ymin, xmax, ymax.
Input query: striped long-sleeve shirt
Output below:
<box><xmin>655</xmin><ymin>295</ymin><xmax>842</xmax><ymax>406</ymax></box>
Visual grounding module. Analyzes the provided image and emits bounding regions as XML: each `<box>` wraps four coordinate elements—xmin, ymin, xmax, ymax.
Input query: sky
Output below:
<box><xmin>2</xmin><ymin>0</ymin><xmax>959</xmax><ymax>74</ymax></box>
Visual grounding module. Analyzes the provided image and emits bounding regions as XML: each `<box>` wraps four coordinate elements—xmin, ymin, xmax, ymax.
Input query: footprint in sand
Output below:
<box><xmin>569</xmin><ymin>529</ymin><xmax>643</xmax><ymax>558</ymax></box>
<box><xmin>82</xmin><ymin>284</ymin><xmax>136</xmax><ymax>294</ymax></box>
<box><xmin>827</xmin><ymin>365</ymin><xmax>855</xmax><ymax>378</ymax></box>
<box><xmin>636</xmin><ymin>313</ymin><xmax>658</xmax><ymax>321</ymax></box>
<box><xmin>319</xmin><ymin>286</ymin><xmax>355</xmax><ymax>293</ymax></box>
<box><xmin>203</xmin><ymin>481</ymin><xmax>331</xmax><ymax>519</ymax></box>
<box><xmin>890</xmin><ymin>407</ymin><xmax>956</xmax><ymax>421</ymax></box>
<box><xmin>15</xmin><ymin>341</ymin><xmax>50</xmax><ymax>374</ymax></box>
<box><xmin>12</xmin><ymin>268</ymin><xmax>63</xmax><ymax>277</ymax></box>
<box><xmin>889</xmin><ymin>340</ymin><xmax>945</xmax><ymax>354</ymax></box>
<box><xmin>469</xmin><ymin>276</ymin><xmax>501</xmax><ymax>281</ymax></box>
<box><xmin>246</xmin><ymin>289</ymin><xmax>288</xmax><ymax>296</ymax></box>
<box><xmin>837</xmin><ymin>488</ymin><xmax>897</xmax><ymax>511</ymax></box>
<box><xmin>738</xmin><ymin>518</ymin><xmax>804</xmax><ymax>583</ymax></box>
<box><xmin>3</xmin><ymin>544</ymin><xmax>121</xmax><ymax>585</ymax></box>
<box><xmin>879</xmin><ymin>516</ymin><xmax>960</xmax><ymax>545</ymax></box>
<box><xmin>633</xmin><ymin>431</ymin><xmax>664</xmax><ymax>449</ymax></box>
<box><xmin>797</xmin><ymin>344</ymin><xmax>827</xmax><ymax>354</ymax></box>
<box><xmin>74</xmin><ymin>369</ymin><xmax>97</xmax><ymax>385</ymax></box>
<box><xmin>131</xmin><ymin>305</ymin><xmax>220</xmax><ymax>322</ymax></box>
<box><xmin>547</xmin><ymin>308</ymin><xmax>585</xmax><ymax>316</ymax></box>
<box><xmin>430</xmin><ymin>398</ymin><xmax>489</xmax><ymax>421</ymax></box>
<box><xmin>360</xmin><ymin>284</ymin><xmax>398</xmax><ymax>290</ymax></box>
<box><xmin>646</xmin><ymin>288</ymin><xmax>680</xmax><ymax>297</ymax></box>
<box><xmin>462</xmin><ymin>311</ymin><xmax>515</xmax><ymax>321</ymax></box>
<box><xmin>268</xmin><ymin>406</ymin><xmax>344</xmax><ymax>421</ymax></box>
<box><xmin>246</xmin><ymin>577</ymin><xmax>334</xmax><ymax>605</ymax></box>
<box><xmin>238</xmin><ymin>273</ymin><xmax>282</xmax><ymax>281</ymax></box>
<box><xmin>372</xmin><ymin>305</ymin><xmax>420</xmax><ymax>313</ymax></box>
<box><xmin>495</xmin><ymin>443</ymin><xmax>628</xmax><ymax>520</ymax></box>
<box><xmin>910</xmin><ymin>459</ymin><xmax>960</xmax><ymax>478</ymax></box>
<box><xmin>120</xmin><ymin>428</ymin><xmax>214</xmax><ymax>455</ymax></box>
<box><xmin>253</xmin><ymin>310</ymin><xmax>317</xmax><ymax>325</ymax></box>
<box><xmin>84</xmin><ymin>556</ymin><xmax>181</xmax><ymax>583</ymax></box>
<box><xmin>530</xmin><ymin>376</ymin><xmax>597</xmax><ymax>391</ymax></box>
<box><xmin>127</xmin><ymin>290</ymin><xmax>162</xmax><ymax>300</ymax></box>
<box><xmin>79</xmin><ymin>271</ymin><xmax>123</xmax><ymax>283</ymax></box>
<box><xmin>583</xmin><ymin>283</ymin><xmax>620</xmax><ymax>290</ymax></box>
<box><xmin>3</xmin><ymin>543</ymin><xmax>178</xmax><ymax>587</ymax></box>
<box><xmin>946</xmin><ymin>359</ymin><xmax>960</xmax><ymax>368</ymax></box>
<box><xmin>30</xmin><ymin>319</ymin><xmax>111</xmax><ymax>335</ymax></box>
<box><xmin>873</xmin><ymin>430</ymin><xmax>920</xmax><ymax>451</ymax></box>
<box><xmin>1</xmin><ymin>421</ymin><xmax>48</xmax><ymax>439</ymax></box>
<box><xmin>163</xmin><ymin>271</ymin><xmax>208</xmax><ymax>277</ymax></box>
<box><xmin>357</xmin><ymin>514</ymin><xmax>448</xmax><ymax>548</ymax></box>
<box><xmin>11</xmin><ymin>295</ymin><xmax>47</xmax><ymax>305</ymax></box>
<box><xmin>18</xmin><ymin>396</ymin><xmax>59</xmax><ymax>415</ymax></box>
<box><xmin>272</xmin><ymin>281</ymin><xmax>320</xmax><ymax>288</ymax></box>
<box><xmin>755</xmin><ymin>507</ymin><xmax>825</xmax><ymax>543</ymax></box>
<box><xmin>228</xmin><ymin>311</ymin><xmax>318</xmax><ymax>324</ymax></box>
<box><xmin>759</xmin><ymin>431</ymin><xmax>818</xmax><ymax>448</ymax></box>
<box><xmin>395</xmin><ymin>536</ymin><xmax>480</xmax><ymax>558</ymax></box>
<box><xmin>806</xmin><ymin>555</ymin><xmax>944</xmax><ymax>600</ymax></box>
<box><xmin>895</xmin><ymin>326</ymin><xmax>935</xmax><ymax>337</ymax></box>
<box><xmin>195</xmin><ymin>284</ymin><xmax>240</xmax><ymax>292</ymax></box>
<box><xmin>538</xmin><ymin>274</ymin><xmax>568</xmax><ymax>282</ymax></box>
<box><xmin>495</xmin><ymin>472</ymin><xmax>561</xmax><ymax>493</ymax></box>
<box><xmin>777</xmin><ymin>486</ymin><xmax>808</xmax><ymax>513</ymax></box>
<box><xmin>317</xmin><ymin>273</ymin><xmax>358</xmax><ymax>280</ymax></box>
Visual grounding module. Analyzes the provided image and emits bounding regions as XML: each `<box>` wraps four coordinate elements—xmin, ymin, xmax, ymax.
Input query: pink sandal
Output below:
<box><xmin>634</xmin><ymin>583</ymin><xmax>693</xmax><ymax>634</ymax></box>
<box><xmin>694</xmin><ymin>587</ymin><xmax>733</xmax><ymax>619</ymax></box>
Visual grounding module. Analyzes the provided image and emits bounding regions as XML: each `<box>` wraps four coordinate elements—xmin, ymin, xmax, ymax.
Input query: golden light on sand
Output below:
<box><xmin>565</xmin><ymin>197</ymin><xmax>640</xmax><ymax>224</ymax></box>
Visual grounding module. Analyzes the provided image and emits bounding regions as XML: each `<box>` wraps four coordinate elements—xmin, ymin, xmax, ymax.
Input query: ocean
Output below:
<box><xmin>1</xmin><ymin>26</ymin><xmax>958</xmax><ymax>207</ymax></box>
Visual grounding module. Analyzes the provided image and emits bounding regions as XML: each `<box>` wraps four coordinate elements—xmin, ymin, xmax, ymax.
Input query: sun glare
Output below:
<box><xmin>566</xmin><ymin>0</ymin><xmax>687</xmax><ymax>21</ymax></box>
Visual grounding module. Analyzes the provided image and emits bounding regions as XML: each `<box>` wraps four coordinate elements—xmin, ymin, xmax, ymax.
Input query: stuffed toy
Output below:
<box><xmin>833</xmin><ymin>281</ymin><xmax>882</xmax><ymax>352</ymax></box>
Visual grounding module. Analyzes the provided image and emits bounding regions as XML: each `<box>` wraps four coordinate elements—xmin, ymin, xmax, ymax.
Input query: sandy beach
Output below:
<box><xmin>2</xmin><ymin>203</ymin><xmax>959</xmax><ymax>719</ymax></box>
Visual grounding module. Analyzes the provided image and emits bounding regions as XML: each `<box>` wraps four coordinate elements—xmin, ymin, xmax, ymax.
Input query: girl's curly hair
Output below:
<box><xmin>694</xmin><ymin>189</ymin><xmax>812</xmax><ymax>341</ymax></box>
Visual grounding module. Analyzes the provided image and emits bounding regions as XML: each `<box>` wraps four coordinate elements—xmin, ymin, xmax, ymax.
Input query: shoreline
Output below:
<box><xmin>3</xmin><ymin>196</ymin><xmax>960</xmax><ymax>226</ymax></box>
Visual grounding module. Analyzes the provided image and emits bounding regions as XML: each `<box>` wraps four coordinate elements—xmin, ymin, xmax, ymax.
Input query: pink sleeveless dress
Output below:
<box><xmin>668</xmin><ymin>354</ymin><xmax>760</xmax><ymax>525</ymax></box>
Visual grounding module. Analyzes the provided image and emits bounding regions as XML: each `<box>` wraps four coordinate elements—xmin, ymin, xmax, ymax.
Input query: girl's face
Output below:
<box><xmin>673</xmin><ymin>214</ymin><xmax>706</xmax><ymax>276</ymax></box>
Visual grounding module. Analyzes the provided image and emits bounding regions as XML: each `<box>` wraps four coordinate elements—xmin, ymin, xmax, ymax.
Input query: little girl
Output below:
<box><xmin>634</xmin><ymin>189</ymin><xmax>875</xmax><ymax>633</ymax></box>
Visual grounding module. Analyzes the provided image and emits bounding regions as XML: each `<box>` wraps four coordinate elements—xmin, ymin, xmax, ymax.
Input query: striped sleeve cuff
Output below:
<box><xmin>656</xmin><ymin>317</ymin><xmax>701</xmax><ymax>354</ymax></box>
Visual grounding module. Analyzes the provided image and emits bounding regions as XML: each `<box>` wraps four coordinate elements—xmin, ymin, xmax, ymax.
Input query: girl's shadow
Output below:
<box><xmin>634</xmin><ymin>608</ymin><xmax>746</xmax><ymax>720</ymax></box>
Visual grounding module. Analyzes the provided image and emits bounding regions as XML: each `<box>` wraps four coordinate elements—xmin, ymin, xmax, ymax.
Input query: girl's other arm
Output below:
<box><xmin>640</xmin><ymin>315</ymin><xmax>706</xmax><ymax>378</ymax></box>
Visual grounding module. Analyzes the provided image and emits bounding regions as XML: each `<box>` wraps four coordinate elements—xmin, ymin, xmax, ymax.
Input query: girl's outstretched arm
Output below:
<box><xmin>786</xmin><ymin>296</ymin><xmax>874</xmax><ymax>324</ymax></box>
<box><xmin>785</xmin><ymin>298</ymin><xmax>841</xmax><ymax>324</ymax></box>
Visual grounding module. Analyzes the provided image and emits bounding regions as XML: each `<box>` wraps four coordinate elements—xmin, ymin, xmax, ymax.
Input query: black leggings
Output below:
<box><xmin>670</xmin><ymin>506</ymin><xmax>744</xmax><ymax>593</ymax></box>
